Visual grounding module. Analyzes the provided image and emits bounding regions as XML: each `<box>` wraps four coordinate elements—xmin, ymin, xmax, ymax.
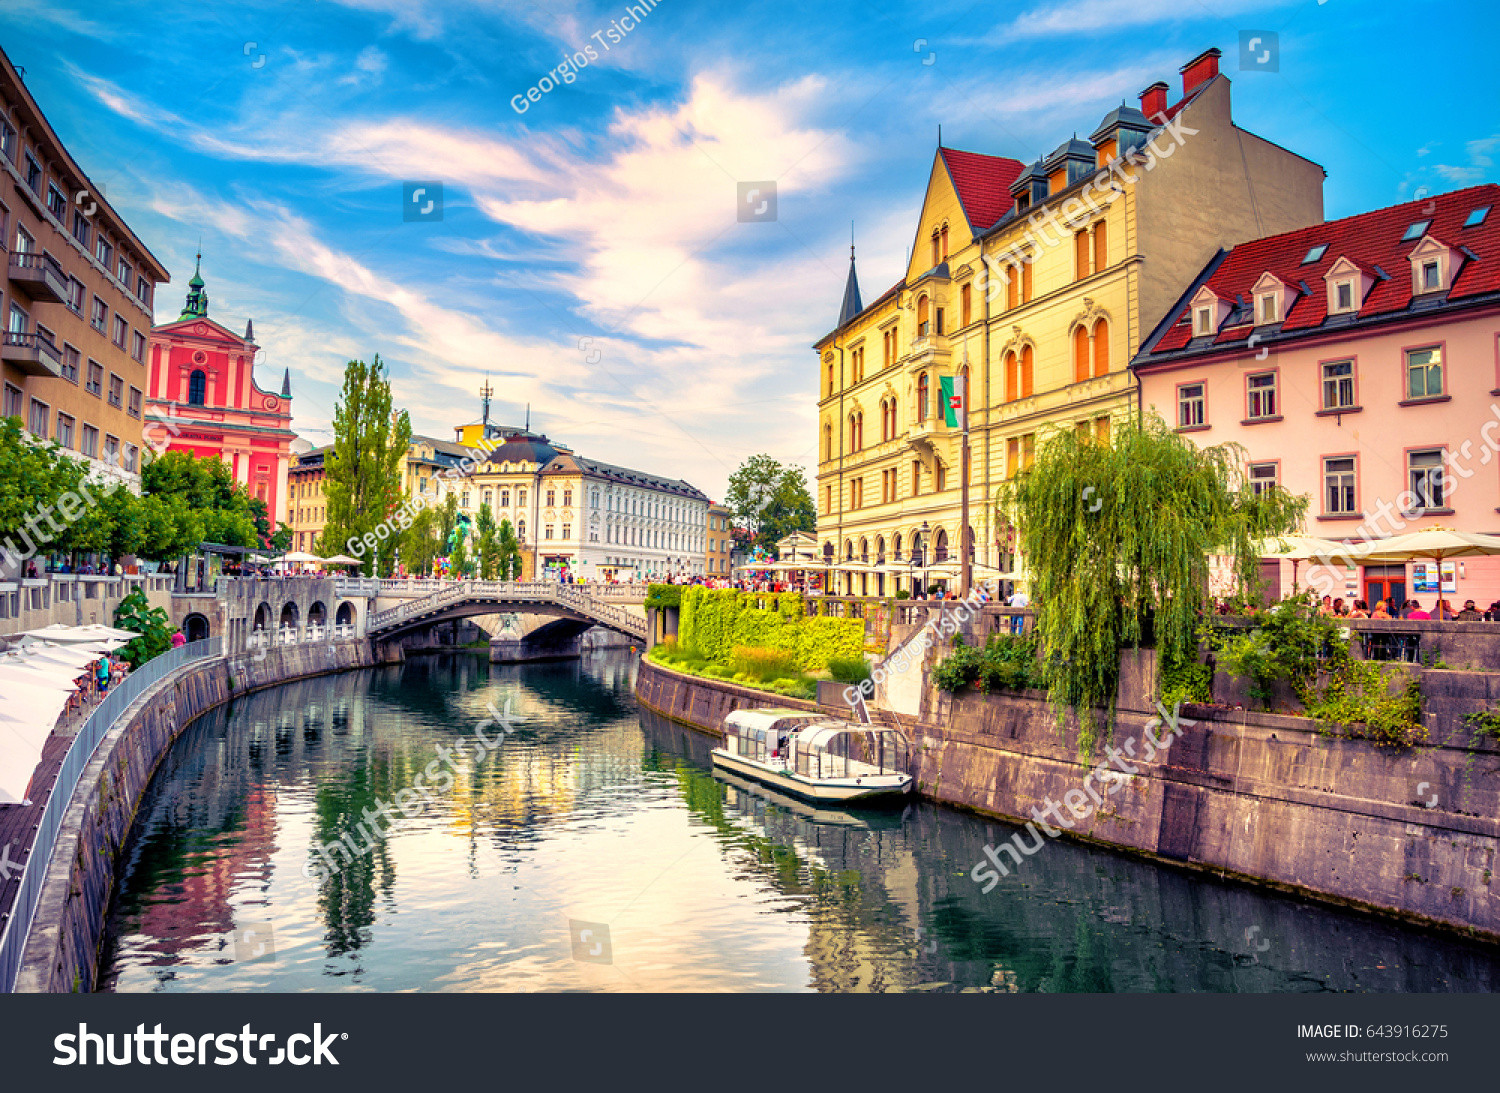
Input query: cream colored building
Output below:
<box><xmin>706</xmin><ymin>502</ymin><xmax>732</xmax><ymax>576</ymax></box>
<box><xmin>815</xmin><ymin>48</ymin><xmax>1325</xmax><ymax>596</ymax></box>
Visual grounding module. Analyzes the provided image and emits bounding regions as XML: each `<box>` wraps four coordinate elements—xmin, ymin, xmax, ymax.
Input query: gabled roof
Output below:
<box><xmin>1138</xmin><ymin>184</ymin><xmax>1500</xmax><ymax>360</ymax></box>
<box><xmin>939</xmin><ymin>147</ymin><xmax>1025</xmax><ymax>233</ymax></box>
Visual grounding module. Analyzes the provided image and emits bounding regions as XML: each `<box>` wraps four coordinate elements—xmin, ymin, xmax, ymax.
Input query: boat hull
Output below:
<box><xmin>710</xmin><ymin>748</ymin><xmax>911</xmax><ymax>804</ymax></box>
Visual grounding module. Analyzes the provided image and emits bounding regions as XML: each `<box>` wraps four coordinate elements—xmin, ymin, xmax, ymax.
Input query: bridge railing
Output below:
<box><xmin>366</xmin><ymin>580</ymin><xmax>647</xmax><ymax>638</ymax></box>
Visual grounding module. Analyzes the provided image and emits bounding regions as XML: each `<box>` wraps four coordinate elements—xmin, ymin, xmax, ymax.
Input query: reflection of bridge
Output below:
<box><xmin>354</xmin><ymin>580</ymin><xmax>649</xmax><ymax>648</ymax></box>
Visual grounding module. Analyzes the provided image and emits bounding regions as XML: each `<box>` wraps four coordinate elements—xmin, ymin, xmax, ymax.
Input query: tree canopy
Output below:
<box><xmin>321</xmin><ymin>356</ymin><xmax>413</xmax><ymax>576</ymax></box>
<box><xmin>999</xmin><ymin>413</ymin><xmax>1306</xmax><ymax>757</ymax></box>
<box><xmin>726</xmin><ymin>454</ymin><xmax>815</xmax><ymax>553</ymax></box>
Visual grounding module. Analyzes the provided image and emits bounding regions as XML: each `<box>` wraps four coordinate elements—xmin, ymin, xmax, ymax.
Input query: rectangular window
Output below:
<box><xmin>136</xmin><ymin>275</ymin><xmax>152</xmax><ymax>307</ymax></box>
<box><xmin>1421</xmin><ymin>259</ymin><xmax>1441</xmax><ymax>291</ymax></box>
<box><xmin>1321</xmin><ymin>360</ymin><xmax>1355</xmax><ymax>410</ymax></box>
<box><xmin>66</xmin><ymin>277</ymin><xmax>85</xmax><ymax>312</ymax></box>
<box><xmin>1258</xmin><ymin>292</ymin><xmax>1278</xmax><ymax>324</ymax></box>
<box><xmin>1405</xmin><ymin>346</ymin><xmax>1443</xmax><ymax>399</ymax></box>
<box><xmin>960</xmin><ymin>283</ymin><xmax>972</xmax><ymax>327</ymax></box>
<box><xmin>117</xmin><ymin>257</ymin><xmax>132</xmax><ymax>286</ymax></box>
<box><xmin>128</xmin><ymin>386</ymin><xmax>142</xmax><ymax>418</ymax></box>
<box><xmin>546</xmin><ymin>489</ymin><xmax>556</xmax><ymax>506</ymax></box>
<box><xmin>8</xmin><ymin>301</ymin><xmax>27</xmax><ymax>334</ymax></box>
<box><xmin>90</xmin><ymin>297</ymin><xmax>107</xmax><ymax>333</ymax></box>
<box><xmin>24</xmin><ymin>151</ymin><xmax>41</xmax><ymax>193</ymax></box>
<box><xmin>1335</xmin><ymin>281</ymin><xmax>1353</xmax><ymax>311</ymax></box>
<box><xmin>86</xmin><ymin>360</ymin><xmax>103</xmax><ymax>395</ymax></box>
<box><xmin>1177</xmin><ymin>382</ymin><xmax>1205</xmax><ymax>428</ymax></box>
<box><xmin>28</xmin><ymin>398</ymin><xmax>49</xmax><ymax>438</ymax></box>
<box><xmin>1324</xmin><ymin>456</ymin><xmax>1357</xmax><ymax>515</ymax></box>
<box><xmin>79</xmin><ymin>424</ymin><xmax>98</xmax><ymax>458</ymax></box>
<box><xmin>545</xmin><ymin>525</ymin><xmax>554</xmax><ymax>540</ymax></box>
<box><xmin>55</xmin><ymin>413</ymin><xmax>74</xmax><ymax>449</ymax></box>
<box><xmin>561</xmin><ymin>524</ymin><xmax>571</xmax><ymax>540</ymax></box>
<box><xmin>1246</xmin><ymin>372</ymin><xmax>1278</xmax><ymax>420</ymax></box>
<box><xmin>1194</xmin><ymin>307</ymin><xmax>1212</xmax><ymax>336</ymax></box>
<box><xmin>1407</xmin><ymin>448</ymin><xmax>1446</xmax><ymax>511</ymax></box>
<box><xmin>14</xmin><ymin>223</ymin><xmax>32</xmax><ymax>253</ymax></box>
<box><xmin>72</xmin><ymin>209</ymin><xmax>91</xmax><ymax>248</ymax></box>
<box><xmin>102</xmin><ymin>434</ymin><xmax>119</xmax><ymax>467</ymax></box>
<box><xmin>112</xmin><ymin>315</ymin><xmax>128</xmax><ymax>348</ymax></box>
<box><xmin>3</xmin><ymin>383</ymin><xmax>20</xmax><ymax>419</ymax></box>
<box><xmin>0</xmin><ymin>120</ymin><xmax>12</xmax><ymax>160</ymax></box>
<box><xmin>131</xmin><ymin>330</ymin><xmax>146</xmax><ymax>362</ymax></box>
<box><xmin>95</xmin><ymin>235</ymin><xmax>113</xmax><ymax>268</ymax></box>
<box><xmin>46</xmin><ymin>182</ymin><xmax>67</xmax><ymax>220</ymax></box>
<box><xmin>108</xmin><ymin>373</ymin><xmax>124</xmax><ymax>408</ymax></box>
<box><xmin>1248</xmin><ymin>461</ymin><xmax>1278</xmax><ymax>496</ymax></box>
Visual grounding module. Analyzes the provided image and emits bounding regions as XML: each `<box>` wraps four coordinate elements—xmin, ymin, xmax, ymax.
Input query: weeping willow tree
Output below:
<box><xmin>999</xmin><ymin>413</ymin><xmax>1306</xmax><ymax>757</ymax></box>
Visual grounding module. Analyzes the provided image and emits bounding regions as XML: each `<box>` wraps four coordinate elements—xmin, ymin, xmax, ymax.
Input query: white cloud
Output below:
<box><xmin>996</xmin><ymin>0</ymin><xmax>1297</xmax><ymax>39</ymax></box>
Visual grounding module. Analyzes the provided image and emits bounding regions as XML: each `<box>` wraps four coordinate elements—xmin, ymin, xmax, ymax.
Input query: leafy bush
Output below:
<box><xmin>113</xmin><ymin>588</ymin><xmax>173</xmax><ymax>669</ymax></box>
<box><xmin>827</xmin><ymin>655</ymin><xmax>871</xmax><ymax>684</ymax></box>
<box><xmin>644</xmin><ymin>584</ymin><xmax>682</xmax><ymax>610</ymax></box>
<box><xmin>677</xmin><ymin>586</ymin><xmax>861</xmax><ymax>670</ymax></box>
<box><xmin>727</xmin><ymin>645</ymin><xmax>801</xmax><ymax>683</ymax></box>
<box><xmin>932</xmin><ymin>633</ymin><xmax>1040</xmax><ymax>694</ymax></box>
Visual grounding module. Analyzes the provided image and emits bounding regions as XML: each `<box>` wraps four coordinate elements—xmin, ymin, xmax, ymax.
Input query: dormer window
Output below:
<box><xmin>1408</xmin><ymin>236</ymin><xmax>1456</xmax><ymax>296</ymax></box>
<box><xmin>1257</xmin><ymin>292</ymin><xmax>1279</xmax><ymax>325</ymax></box>
<box><xmin>1334</xmin><ymin>281</ymin><xmax>1354</xmax><ymax>312</ymax></box>
<box><xmin>1421</xmin><ymin>259</ymin><xmax>1441</xmax><ymax>291</ymax></box>
<box><xmin>1189</xmin><ymin>285</ymin><xmax>1228</xmax><ymax>338</ymax></box>
<box><xmin>1401</xmin><ymin>219</ymin><xmax>1431</xmax><ymax>242</ymax></box>
<box><xmin>1194</xmin><ymin>307</ymin><xmax>1213</xmax><ymax>336</ymax></box>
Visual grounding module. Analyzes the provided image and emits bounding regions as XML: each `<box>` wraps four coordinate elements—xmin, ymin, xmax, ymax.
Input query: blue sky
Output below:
<box><xmin>3</xmin><ymin>0</ymin><xmax>1495</xmax><ymax>501</ymax></box>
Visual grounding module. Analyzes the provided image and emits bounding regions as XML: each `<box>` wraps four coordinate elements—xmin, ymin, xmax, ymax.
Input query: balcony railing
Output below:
<box><xmin>0</xmin><ymin>330</ymin><xmax>62</xmax><ymax>377</ymax></box>
<box><xmin>8</xmin><ymin>250</ymin><xmax>67</xmax><ymax>303</ymax></box>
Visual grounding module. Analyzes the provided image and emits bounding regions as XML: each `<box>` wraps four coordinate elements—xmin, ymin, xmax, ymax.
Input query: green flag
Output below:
<box><xmin>939</xmin><ymin>375</ymin><xmax>966</xmax><ymax>429</ymax></box>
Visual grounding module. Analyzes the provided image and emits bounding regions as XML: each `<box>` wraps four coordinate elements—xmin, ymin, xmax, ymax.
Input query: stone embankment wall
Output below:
<box><xmin>17</xmin><ymin>641</ymin><xmax>383</xmax><ymax>993</ymax></box>
<box><xmin>636</xmin><ymin>656</ymin><xmax>1500</xmax><ymax>940</ymax></box>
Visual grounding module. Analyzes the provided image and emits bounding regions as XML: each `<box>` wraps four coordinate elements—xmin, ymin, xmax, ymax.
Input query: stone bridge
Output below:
<box><xmin>349</xmin><ymin>579</ymin><xmax>649</xmax><ymax>660</ymax></box>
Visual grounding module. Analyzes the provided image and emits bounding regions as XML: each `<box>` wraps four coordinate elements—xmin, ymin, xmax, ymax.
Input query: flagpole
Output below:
<box><xmin>960</xmin><ymin>372</ymin><xmax>971</xmax><ymax>600</ymax></box>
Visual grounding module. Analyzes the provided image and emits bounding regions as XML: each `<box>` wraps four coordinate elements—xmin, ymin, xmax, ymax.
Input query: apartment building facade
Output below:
<box><xmin>0</xmin><ymin>45</ymin><xmax>170</xmax><ymax>491</ymax></box>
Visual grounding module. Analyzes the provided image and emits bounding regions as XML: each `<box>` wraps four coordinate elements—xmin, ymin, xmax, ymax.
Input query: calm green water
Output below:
<box><xmin>99</xmin><ymin>651</ymin><xmax>1500</xmax><ymax>992</ymax></box>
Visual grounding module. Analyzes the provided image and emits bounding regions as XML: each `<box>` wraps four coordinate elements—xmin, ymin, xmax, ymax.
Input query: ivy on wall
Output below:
<box><xmin>677</xmin><ymin>587</ymin><xmax>862</xmax><ymax>671</ymax></box>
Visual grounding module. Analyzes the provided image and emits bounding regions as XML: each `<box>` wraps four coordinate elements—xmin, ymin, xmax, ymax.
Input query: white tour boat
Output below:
<box><xmin>712</xmin><ymin>708</ymin><xmax>912</xmax><ymax>805</ymax></box>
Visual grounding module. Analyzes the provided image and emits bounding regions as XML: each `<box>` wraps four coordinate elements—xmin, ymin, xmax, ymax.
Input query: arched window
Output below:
<box><xmin>917</xmin><ymin>295</ymin><xmax>930</xmax><ymax>336</ymax></box>
<box><xmin>893</xmin><ymin>533</ymin><xmax>903</xmax><ymax>560</ymax></box>
<box><xmin>941</xmin><ymin>224</ymin><xmax>949</xmax><ymax>259</ymax></box>
<box><xmin>187</xmin><ymin>369</ymin><xmax>206</xmax><ymax>406</ymax></box>
<box><xmin>1073</xmin><ymin>325</ymin><xmax>1090</xmax><ymax>383</ymax></box>
<box><xmin>844</xmin><ymin>539</ymin><xmax>854</xmax><ymax>561</ymax></box>
<box><xmin>1021</xmin><ymin>345</ymin><xmax>1035</xmax><ymax>397</ymax></box>
<box><xmin>888</xmin><ymin>396</ymin><xmax>898</xmax><ymax>438</ymax></box>
<box><xmin>1092</xmin><ymin>220</ymin><xmax>1108</xmax><ymax>275</ymax></box>
<box><xmin>823</xmin><ymin>422</ymin><xmax>833</xmax><ymax>461</ymax></box>
<box><xmin>917</xmin><ymin>373</ymin><xmax>930</xmax><ymax>420</ymax></box>
<box><xmin>1092</xmin><ymin>318</ymin><xmax>1111</xmax><ymax>377</ymax></box>
<box><xmin>827</xmin><ymin>358</ymin><xmax>835</xmax><ymax>396</ymax></box>
<box><xmin>1021</xmin><ymin>258</ymin><xmax>1033</xmax><ymax>302</ymax></box>
<box><xmin>934</xmin><ymin>528</ymin><xmax>950</xmax><ymax>563</ymax></box>
<box><xmin>875</xmin><ymin>536</ymin><xmax>885</xmax><ymax>562</ymax></box>
<box><xmin>1004</xmin><ymin>351</ymin><xmax>1018</xmax><ymax>402</ymax></box>
<box><xmin>930</xmin><ymin>229</ymin><xmax>941</xmax><ymax>267</ymax></box>
<box><xmin>859</xmin><ymin>537</ymin><xmax>869</xmax><ymax>562</ymax></box>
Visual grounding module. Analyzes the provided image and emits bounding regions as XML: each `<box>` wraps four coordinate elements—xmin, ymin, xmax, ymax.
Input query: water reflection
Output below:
<box><xmin>99</xmin><ymin>651</ymin><xmax>1500</xmax><ymax>993</ymax></box>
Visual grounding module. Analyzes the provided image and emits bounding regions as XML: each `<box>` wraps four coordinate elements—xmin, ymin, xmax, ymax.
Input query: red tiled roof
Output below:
<box><xmin>1146</xmin><ymin>184</ymin><xmax>1500</xmax><ymax>356</ymax></box>
<box><xmin>940</xmin><ymin>147</ymin><xmax>1025</xmax><ymax>232</ymax></box>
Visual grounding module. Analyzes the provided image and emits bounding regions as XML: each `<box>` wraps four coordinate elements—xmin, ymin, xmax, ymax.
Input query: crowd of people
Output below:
<box><xmin>63</xmin><ymin>651</ymin><xmax>130</xmax><ymax>718</ymax></box>
<box><xmin>1313</xmin><ymin>595</ymin><xmax>1499</xmax><ymax>621</ymax></box>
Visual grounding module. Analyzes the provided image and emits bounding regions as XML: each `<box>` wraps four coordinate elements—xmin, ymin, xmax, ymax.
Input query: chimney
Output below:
<box><xmin>1138</xmin><ymin>81</ymin><xmax>1169</xmax><ymax>121</ymax></box>
<box><xmin>1179</xmin><ymin>47</ymin><xmax>1222</xmax><ymax>97</ymax></box>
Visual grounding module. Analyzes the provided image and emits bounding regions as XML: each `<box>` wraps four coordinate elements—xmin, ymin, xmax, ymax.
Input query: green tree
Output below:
<box><xmin>398</xmin><ymin>505</ymin><xmax>441</xmax><ymax>577</ymax></box>
<box><xmin>0</xmin><ymin>417</ymin><xmax>88</xmax><ymax>573</ymax></box>
<box><xmin>999</xmin><ymin>413</ymin><xmax>1306</xmax><ymax>757</ymax></box>
<box><xmin>271</xmin><ymin>522</ymin><xmax>294</xmax><ymax>552</ymax></box>
<box><xmin>495</xmin><ymin>518</ymin><xmax>522</xmax><ymax>580</ymax></box>
<box><xmin>113</xmin><ymin>587</ymin><xmax>174</xmax><ymax>668</ymax></box>
<box><xmin>450</xmin><ymin>532</ymin><xmax>471</xmax><ymax>578</ymax></box>
<box><xmin>726</xmin><ymin>454</ymin><xmax>816</xmax><ymax>553</ymax></box>
<box><xmin>322</xmin><ymin>356</ymin><xmax>413</xmax><ymax>577</ymax></box>
<box><xmin>476</xmin><ymin>503</ymin><xmax>498</xmax><ymax>578</ymax></box>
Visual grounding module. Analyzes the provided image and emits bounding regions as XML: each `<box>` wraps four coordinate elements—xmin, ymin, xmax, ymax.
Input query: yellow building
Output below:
<box><xmin>286</xmin><ymin>445</ymin><xmax>328</xmax><ymax>553</ymax></box>
<box><xmin>706</xmin><ymin>502</ymin><xmax>732</xmax><ymax>577</ymax></box>
<box><xmin>815</xmin><ymin>48</ymin><xmax>1325</xmax><ymax>596</ymax></box>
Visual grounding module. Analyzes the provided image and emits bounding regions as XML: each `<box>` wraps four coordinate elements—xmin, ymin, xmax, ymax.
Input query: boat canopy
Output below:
<box><xmin>793</xmin><ymin>724</ymin><xmax>910</xmax><ymax>780</ymax></box>
<box><xmin>723</xmin><ymin>710</ymin><xmax>827</xmax><ymax>763</ymax></box>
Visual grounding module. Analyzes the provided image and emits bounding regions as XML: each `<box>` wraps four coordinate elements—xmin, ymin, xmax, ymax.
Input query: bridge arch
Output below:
<box><xmin>280</xmin><ymin>602</ymin><xmax>300</xmax><ymax>629</ymax></box>
<box><xmin>336</xmin><ymin>601</ymin><xmax>357</xmax><ymax>627</ymax></box>
<box><xmin>183</xmin><ymin>612</ymin><xmax>211</xmax><ymax>642</ymax></box>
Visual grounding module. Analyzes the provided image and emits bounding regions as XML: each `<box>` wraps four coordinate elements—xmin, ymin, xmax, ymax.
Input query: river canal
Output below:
<box><xmin>98</xmin><ymin>651</ymin><xmax>1500</xmax><ymax>992</ymax></box>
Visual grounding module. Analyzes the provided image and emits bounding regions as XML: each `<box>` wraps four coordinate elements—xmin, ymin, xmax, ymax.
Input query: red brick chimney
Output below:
<box><xmin>1138</xmin><ymin>81</ymin><xmax>1169</xmax><ymax>121</ymax></box>
<box><xmin>1179</xmin><ymin>48</ymin><xmax>1222</xmax><ymax>97</ymax></box>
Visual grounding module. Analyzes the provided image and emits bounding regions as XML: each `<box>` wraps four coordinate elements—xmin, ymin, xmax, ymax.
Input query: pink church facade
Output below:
<box><xmin>145</xmin><ymin>259</ymin><xmax>294</xmax><ymax>526</ymax></box>
<box><xmin>1134</xmin><ymin>184</ymin><xmax>1500</xmax><ymax>609</ymax></box>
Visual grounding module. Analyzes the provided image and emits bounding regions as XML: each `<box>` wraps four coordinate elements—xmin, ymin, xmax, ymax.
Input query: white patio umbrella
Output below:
<box><xmin>0</xmin><ymin>681</ymin><xmax>72</xmax><ymax>803</ymax></box>
<box><xmin>1349</xmin><ymin>529</ymin><xmax>1500</xmax><ymax>607</ymax></box>
<box><xmin>19</xmin><ymin>623</ymin><xmax>136</xmax><ymax>643</ymax></box>
<box><xmin>322</xmin><ymin>554</ymin><xmax>363</xmax><ymax>566</ymax></box>
<box><xmin>1253</xmin><ymin>534</ymin><xmax>1368</xmax><ymax>591</ymax></box>
<box><xmin>279</xmin><ymin>551</ymin><xmax>324</xmax><ymax>564</ymax></box>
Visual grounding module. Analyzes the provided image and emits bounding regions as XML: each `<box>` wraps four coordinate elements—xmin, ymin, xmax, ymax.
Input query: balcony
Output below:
<box><xmin>1</xmin><ymin>330</ymin><xmax>63</xmax><ymax>377</ymax></box>
<box><xmin>8</xmin><ymin>250</ymin><xmax>68</xmax><ymax>303</ymax></box>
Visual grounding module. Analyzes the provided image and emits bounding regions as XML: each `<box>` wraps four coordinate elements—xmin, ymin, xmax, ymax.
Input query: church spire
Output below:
<box><xmin>280</xmin><ymin>367</ymin><xmax>291</xmax><ymax>399</ymax></box>
<box><xmin>836</xmin><ymin>241</ymin><xmax>863</xmax><ymax>328</ymax></box>
<box><xmin>180</xmin><ymin>251</ymin><xmax>209</xmax><ymax>319</ymax></box>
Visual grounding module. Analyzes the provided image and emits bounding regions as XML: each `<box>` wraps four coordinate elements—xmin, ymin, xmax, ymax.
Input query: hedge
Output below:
<box><xmin>644</xmin><ymin>583</ymin><xmax>682</xmax><ymax>610</ymax></box>
<box><xmin>677</xmin><ymin>587</ymin><xmax>861</xmax><ymax>671</ymax></box>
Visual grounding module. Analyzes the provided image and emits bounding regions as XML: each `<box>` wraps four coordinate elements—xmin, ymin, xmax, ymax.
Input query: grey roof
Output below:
<box><xmin>1044</xmin><ymin>136</ymin><xmax>1095</xmax><ymax>168</ymax></box>
<box><xmin>836</xmin><ymin>246</ymin><xmax>863</xmax><ymax>328</ymax></box>
<box><xmin>572</xmin><ymin>455</ymin><xmax>710</xmax><ymax>502</ymax></box>
<box><xmin>1089</xmin><ymin>103</ymin><xmax>1153</xmax><ymax>143</ymax></box>
<box><xmin>1008</xmin><ymin>159</ymin><xmax>1046</xmax><ymax>194</ymax></box>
